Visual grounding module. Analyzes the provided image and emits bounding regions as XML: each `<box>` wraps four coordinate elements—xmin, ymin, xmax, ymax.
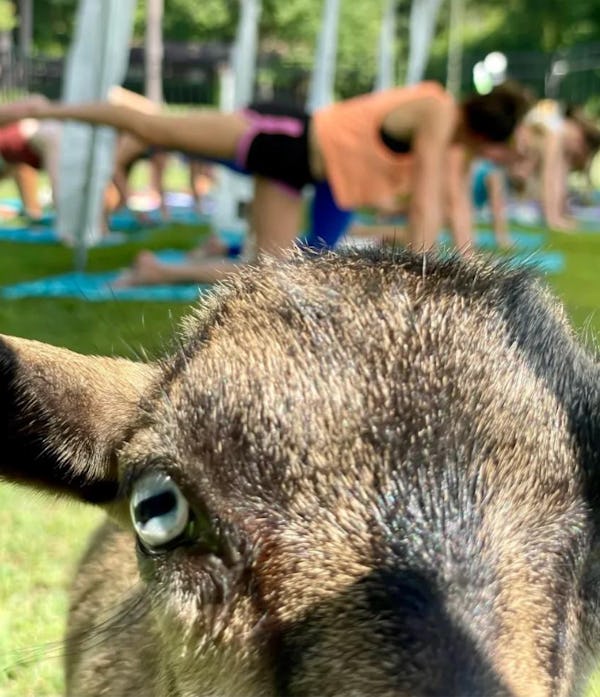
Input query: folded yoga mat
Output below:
<box><xmin>0</xmin><ymin>250</ymin><xmax>207</xmax><ymax>302</ymax></box>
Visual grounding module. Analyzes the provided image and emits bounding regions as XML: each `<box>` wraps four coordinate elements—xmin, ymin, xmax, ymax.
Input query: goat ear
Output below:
<box><xmin>0</xmin><ymin>335</ymin><xmax>157</xmax><ymax>504</ymax></box>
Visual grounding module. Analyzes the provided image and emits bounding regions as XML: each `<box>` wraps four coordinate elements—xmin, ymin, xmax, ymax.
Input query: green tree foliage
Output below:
<box><xmin>29</xmin><ymin>0</ymin><xmax>76</xmax><ymax>54</ymax></box>
<box><xmin>428</xmin><ymin>0</ymin><xmax>600</xmax><ymax>60</ymax></box>
<box><xmin>132</xmin><ymin>0</ymin><xmax>238</xmax><ymax>43</ymax></box>
<box><xmin>0</xmin><ymin>0</ymin><xmax>16</xmax><ymax>33</ymax></box>
<box><xmin>24</xmin><ymin>0</ymin><xmax>600</xmax><ymax>91</ymax></box>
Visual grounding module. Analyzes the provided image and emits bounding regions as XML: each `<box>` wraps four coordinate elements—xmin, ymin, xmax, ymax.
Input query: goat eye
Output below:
<box><xmin>130</xmin><ymin>472</ymin><xmax>190</xmax><ymax>550</ymax></box>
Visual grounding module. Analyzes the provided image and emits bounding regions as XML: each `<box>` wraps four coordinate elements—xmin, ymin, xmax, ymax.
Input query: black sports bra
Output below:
<box><xmin>379</xmin><ymin>127</ymin><xmax>412</xmax><ymax>154</ymax></box>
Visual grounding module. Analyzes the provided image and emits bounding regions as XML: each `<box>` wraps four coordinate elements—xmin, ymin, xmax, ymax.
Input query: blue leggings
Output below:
<box><xmin>303</xmin><ymin>180</ymin><xmax>355</xmax><ymax>250</ymax></box>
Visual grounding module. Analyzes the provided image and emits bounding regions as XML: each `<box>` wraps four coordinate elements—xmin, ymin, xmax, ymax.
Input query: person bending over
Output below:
<box><xmin>0</xmin><ymin>82</ymin><xmax>532</xmax><ymax>285</ymax></box>
<box><xmin>513</xmin><ymin>99</ymin><xmax>600</xmax><ymax>232</ymax></box>
<box><xmin>0</xmin><ymin>95</ymin><xmax>61</xmax><ymax>221</ymax></box>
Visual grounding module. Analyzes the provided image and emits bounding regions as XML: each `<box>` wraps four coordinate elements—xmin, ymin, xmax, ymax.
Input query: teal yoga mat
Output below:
<box><xmin>0</xmin><ymin>226</ymin><xmax>141</xmax><ymax>246</ymax></box>
<box><xmin>0</xmin><ymin>250</ymin><xmax>208</xmax><ymax>302</ymax></box>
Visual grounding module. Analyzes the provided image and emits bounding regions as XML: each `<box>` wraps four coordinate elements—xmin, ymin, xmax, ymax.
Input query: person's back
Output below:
<box><xmin>313</xmin><ymin>82</ymin><xmax>455</xmax><ymax>210</ymax></box>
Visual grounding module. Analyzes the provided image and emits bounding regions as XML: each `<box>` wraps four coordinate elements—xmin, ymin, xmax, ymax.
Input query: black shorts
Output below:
<box><xmin>235</xmin><ymin>101</ymin><xmax>315</xmax><ymax>194</ymax></box>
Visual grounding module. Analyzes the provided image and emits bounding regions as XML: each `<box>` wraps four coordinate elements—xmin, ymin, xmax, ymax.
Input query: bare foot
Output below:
<box><xmin>187</xmin><ymin>235</ymin><xmax>228</xmax><ymax>261</ymax></box>
<box><xmin>112</xmin><ymin>251</ymin><xmax>168</xmax><ymax>288</ymax></box>
<box><xmin>0</xmin><ymin>95</ymin><xmax>48</xmax><ymax>125</ymax></box>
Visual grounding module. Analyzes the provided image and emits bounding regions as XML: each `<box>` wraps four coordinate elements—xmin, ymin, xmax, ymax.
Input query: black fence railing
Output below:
<box><xmin>0</xmin><ymin>40</ymin><xmax>598</xmax><ymax>112</ymax></box>
<box><xmin>428</xmin><ymin>42</ymin><xmax>600</xmax><ymax>109</ymax></box>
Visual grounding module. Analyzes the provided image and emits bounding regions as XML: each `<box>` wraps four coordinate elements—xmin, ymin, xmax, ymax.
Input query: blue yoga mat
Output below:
<box><xmin>111</xmin><ymin>206</ymin><xmax>209</xmax><ymax>230</ymax></box>
<box><xmin>0</xmin><ymin>225</ymin><xmax>147</xmax><ymax>246</ymax></box>
<box><xmin>438</xmin><ymin>228</ymin><xmax>546</xmax><ymax>250</ymax></box>
<box><xmin>506</xmin><ymin>251</ymin><xmax>565</xmax><ymax>274</ymax></box>
<box><xmin>0</xmin><ymin>209</ymin><xmax>208</xmax><ymax>241</ymax></box>
<box><xmin>0</xmin><ymin>250</ymin><xmax>208</xmax><ymax>302</ymax></box>
<box><xmin>569</xmin><ymin>206</ymin><xmax>600</xmax><ymax>232</ymax></box>
<box><xmin>0</xmin><ymin>226</ymin><xmax>60</xmax><ymax>243</ymax></box>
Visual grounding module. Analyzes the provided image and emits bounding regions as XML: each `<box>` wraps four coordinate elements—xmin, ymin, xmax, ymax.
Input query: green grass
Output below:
<box><xmin>0</xmin><ymin>220</ymin><xmax>207</xmax><ymax>697</ymax></box>
<box><xmin>0</xmin><ymin>225</ymin><xmax>207</xmax><ymax>356</ymax></box>
<box><xmin>1</xmin><ymin>214</ymin><xmax>600</xmax><ymax>695</ymax></box>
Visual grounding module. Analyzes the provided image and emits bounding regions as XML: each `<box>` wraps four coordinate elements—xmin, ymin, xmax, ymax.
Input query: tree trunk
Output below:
<box><xmin>145</xmin><ymin>0</ymin><xmax>163</xmax><ymax>103</ymax></box>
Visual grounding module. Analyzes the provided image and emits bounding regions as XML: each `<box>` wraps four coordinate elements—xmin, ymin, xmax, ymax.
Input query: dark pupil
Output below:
<box><xmin>134</xmin><ymin>491</ymin><xmax>177</xmax><ymax>525</ymax></box>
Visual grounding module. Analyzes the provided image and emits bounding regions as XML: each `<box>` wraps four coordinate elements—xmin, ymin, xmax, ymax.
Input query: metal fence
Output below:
<box><xmin>0</xmin><ymin>42</ymin><xmax>230</xmax><ymax>106</ymax></box>
<box><xmin>435</xmin><ymin>42</ymin><xmax>600</xmax><ymax>109</ymax></box>
<box><xmin>0</xmin><ymin>40</ymin><xmax>598</xmax><ymax>111</ymax></box>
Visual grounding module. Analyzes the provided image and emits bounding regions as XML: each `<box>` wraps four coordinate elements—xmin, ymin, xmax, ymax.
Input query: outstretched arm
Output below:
<box><xmin>487</xmin><ymin>169</ymin><xmax>510</xmax><ymax>247</ymax></box>
<box><xmin>444</xmin><ymin>145</ymin><xmax>473</xmax><ymax>252</ymax></box>
<box><xmin>402</xmin><ymin>96</ymin><xmax>456</xmax><ymax>251</ymax></box>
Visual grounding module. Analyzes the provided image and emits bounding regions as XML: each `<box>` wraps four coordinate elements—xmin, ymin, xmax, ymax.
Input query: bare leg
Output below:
<box><xmin>149</xmin><ymin>151</ymin><xmax>169</xmax><ymax>218</ymax></box>
<box><xmin>12</xmin><ymin>163</ymin><xmax>42</xmax><ymax>219</ymax></box>
<box><xmin>104</xmin><ymin>181</ymin><xmax>121</xmax><ymax>213</ymax></box>
<box><xmin>0</xmin><ymin>100</ymin><xmax>249</xmax><ymax>162</ymax></box>
<box><xmin>115</xmin><ymin>176</ymin><xmax>305</xmax><ymax>287</ymax></box>
<box><xmin>251</xmin><ymin>177</ymin><xmax>304</xmax><ymax>256</ymax></box>
<box><xmin>190</xmin><ymin>159</ymin><xmax>214</xmax><ymax>212</ymax></box>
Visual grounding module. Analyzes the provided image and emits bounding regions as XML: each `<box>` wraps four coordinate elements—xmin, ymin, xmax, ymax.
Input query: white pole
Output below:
<box><xmin>307</xmin><ymin>0</ymin><xmax>341</xmax><ymax>111</ymax></box>
<box><xmin>376</xmin><ymin>0</ymin><xmax>397</xmax><ymax>91</ymax></box>
<box><xmin>231</xmin><ymin>0</ymin><xmax>262</xmax><ymax>109</ymax></box>
<box><xmin>59</xmin><ymin>0</ymin><xmax>136</xmax><ymax>269</ymax></box>
<box><xmin>446</xmin><ymin>0</ymin><xmax>464</xmax><ymax>95</ymax></box>
<box><xmin>405</xmin><ymin>0</ymin><xmax>443</xmax><ymax>85</ymax></box>
<box><xmin>145</xmin><ymin>0</ymin><xmax>164</xmax><ymax>103</ymax></box>
<box><xmin>213</xmin><ymin>0</ymin><xmax>262</xmax><ymax>247</ymax></box>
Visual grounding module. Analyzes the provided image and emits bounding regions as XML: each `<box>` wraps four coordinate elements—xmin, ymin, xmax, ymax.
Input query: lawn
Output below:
<box><xmin>0</xmin><ymin>219</ymin><xmax>205</xmax><ymax>697</ymax></box>
<box><xmin>1</xmin><ymin>213</ymin><xmax>600</xmax><ymax>695</ymax></box>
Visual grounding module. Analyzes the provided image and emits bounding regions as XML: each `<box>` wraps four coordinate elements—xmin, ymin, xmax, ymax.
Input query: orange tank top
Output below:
<box><xmin>313</xmin><ymin>82</ymin><xmax>455</xmax><ymax>209</ymax></box>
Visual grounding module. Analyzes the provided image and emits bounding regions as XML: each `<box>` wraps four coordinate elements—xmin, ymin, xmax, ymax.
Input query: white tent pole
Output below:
<box><xmin>376</xmin><ymin>0</ymin><xmax>397</xmax><ymax>91</ymax></box>
<box><xmin>212</xmin><ymin>0</ymin><xmax>262</xmax><ymax>247</ymax></box>
<box><xmin>145</xmin><ymin>0</ymin><xmax>164</xmax><ymax>103</ymax></box>
<box><xmin>59</xmin><ymin>0</ymin><xmax>136</xmax><ymax>269</ymax></box>
<box><xmin>446</xmin><ymin>0</ymin><xmax>464</xmax><ymax>95</ymax></box>
<box><xmin>232</xmin><ymin>0</ymin><xmax>262</xmax><ymax>109</ymax></box>
<box><xmin>405</xmin><ymin>0</ymin><xmax>443</xmax><ymax>85</ymax></box>
<box><xmin>307</xmin><ymin>0</ymin><xmax>341</xmax><ymax>112</ymax></box>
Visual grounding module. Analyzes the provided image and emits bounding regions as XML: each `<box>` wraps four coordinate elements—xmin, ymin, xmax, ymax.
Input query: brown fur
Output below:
<box><xmin>1</xmin><ymin>248</ymin><xmax>600</xmax><ymax>696</ymax></box>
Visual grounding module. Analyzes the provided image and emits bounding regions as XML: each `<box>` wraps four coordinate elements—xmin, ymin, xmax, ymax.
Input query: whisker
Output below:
<box><xmin>1</xmin><ymin>583</ymin><xmax>151</xmax><ymax>672</ymax></box>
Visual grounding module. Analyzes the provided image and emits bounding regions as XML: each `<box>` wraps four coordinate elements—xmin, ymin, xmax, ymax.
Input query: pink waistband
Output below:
<box><xmin>235</xmin><ymin>109</ymin><xmax>305</xmax><ymax>170</ymax></box>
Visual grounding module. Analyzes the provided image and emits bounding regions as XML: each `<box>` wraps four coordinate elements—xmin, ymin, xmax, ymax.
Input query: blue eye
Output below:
<box><xmin>130</xmin><ymin>472</ymin><xmax>190</xmax><ymax>550</ymax></box>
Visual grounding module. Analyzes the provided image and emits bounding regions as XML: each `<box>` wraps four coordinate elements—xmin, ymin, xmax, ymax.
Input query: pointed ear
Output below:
<box><xmin>0</xmin><ymin>335</ymin><xmax>157</xmax><ymax>503</ymax></box>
